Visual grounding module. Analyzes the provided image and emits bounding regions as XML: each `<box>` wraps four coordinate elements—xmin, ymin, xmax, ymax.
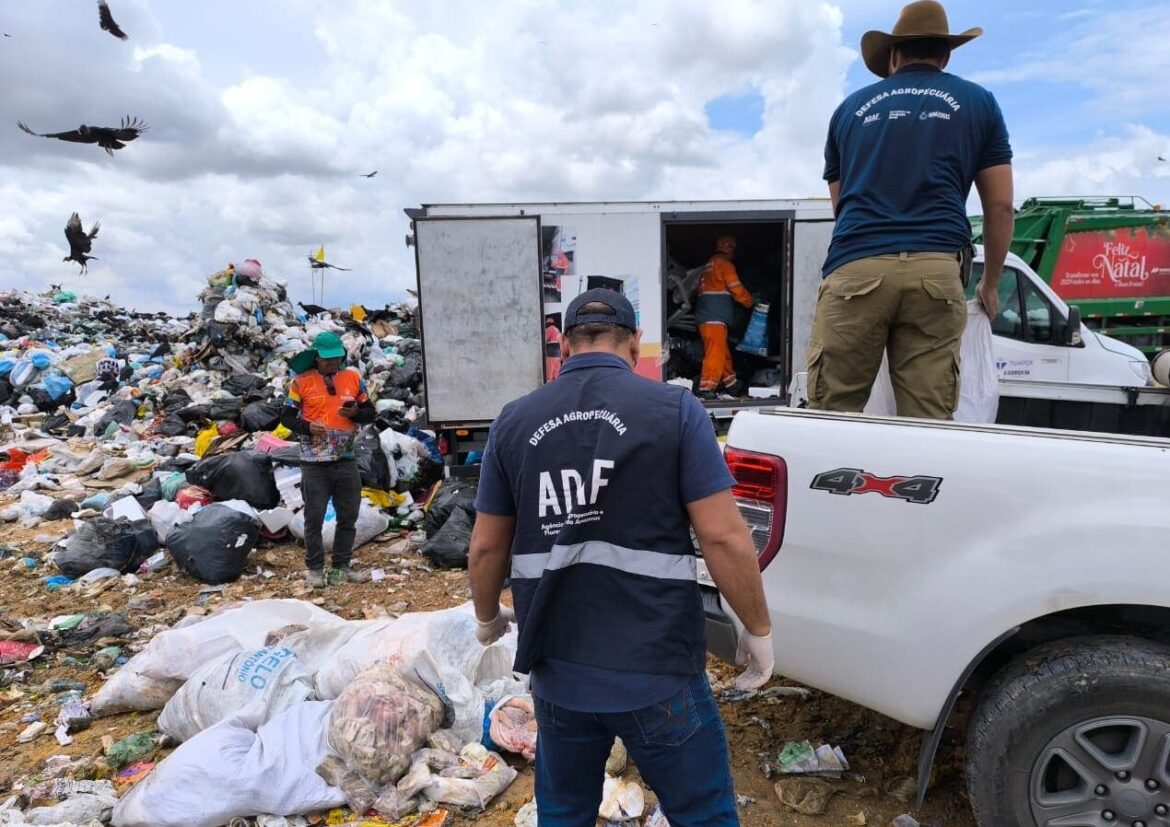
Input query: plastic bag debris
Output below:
<box><xmin>185</xmin><ymin>451</ymin><xmax>280</xmax><ymax>510</ymax></box>
<box><xmin>165</xmin><ymin>503</ymin><xmax>261</xmax><ymax>584</ymax></box>
<box><xmin>326</xmin><ymin>663</ymin><xmax>446</xmax><ymax>787</ymax></box>
<box><xmin>53</xmin><ymin>517</ymin><xmax>159</xmax><ymax>577</ymax></box>
<box><xmin>773</xmin><ymin>777</ymin><xmax>840</xmax><ymax>815</ymax></box>
<box><xmin>420</xmin><ymin>506</ymin><xmax>473</xmax><ymax>570</ymax></box>
<box><xmin>488</xmin><ymin>695</ymin><xmax>537</xmax><ymax>760</ymax></box>
<box><xmin>288</xmin><ymin>498</ymin><xmax>390</xmax><ymax>553</ymax></box>
<box><xmin>598</xmin><ymin>776</ymin><xmax>645</xmax><ymax>821</ymax></box>
<box><xmin>23</xmin><ymin>790</ymin><xmax>117</xmax><ymax>826</ymax></box>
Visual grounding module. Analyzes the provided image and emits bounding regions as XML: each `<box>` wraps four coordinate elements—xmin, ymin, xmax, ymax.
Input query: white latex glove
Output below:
<box><xmin>475</xmin><ymin>606</ymin><xmax>515</xmax><ymax>645</ymax></box>
<box><xmin>734</xmin><ymin>629</ymin><xmax>775</xmax><ymax>690</ymax></box>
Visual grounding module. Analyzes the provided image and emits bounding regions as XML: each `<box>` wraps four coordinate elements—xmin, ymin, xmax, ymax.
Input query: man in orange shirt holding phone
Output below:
<box><xmin>281</xmin><ymin>332</ymin><xmax>377</xmax><ymax>587</ymax></box>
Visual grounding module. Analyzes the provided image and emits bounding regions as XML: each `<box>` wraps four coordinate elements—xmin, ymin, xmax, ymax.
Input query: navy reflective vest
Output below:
<box><xmin>489</xmin><ymin>353</ymin><xmax>706</xmax><ymax>678</ymax></box>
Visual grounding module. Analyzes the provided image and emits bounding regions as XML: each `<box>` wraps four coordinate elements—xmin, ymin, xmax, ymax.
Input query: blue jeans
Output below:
<box><xmin>533</xmin><ymin>672</ymin><xmax>739</xmax><ymax>827</ymax></box>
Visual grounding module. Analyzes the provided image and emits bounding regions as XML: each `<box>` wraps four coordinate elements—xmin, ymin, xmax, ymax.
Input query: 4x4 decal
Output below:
<box><xmin>810</xmin><ymin>468</ymin><xmax>942</xmax><ymax>505</ymax></box>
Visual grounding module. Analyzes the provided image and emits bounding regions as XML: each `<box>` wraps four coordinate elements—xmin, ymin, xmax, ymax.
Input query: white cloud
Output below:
<box><xmin>1</xmin><ymin>0</ymin><xmax>1168</xmax><ymax>320</ymax></box>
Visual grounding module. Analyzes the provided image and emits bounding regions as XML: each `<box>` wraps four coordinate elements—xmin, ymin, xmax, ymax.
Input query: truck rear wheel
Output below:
<box><xmin>966</xmin><ymin>636</ymin><xmax>1170</xmax><ymax>826</ymax></box>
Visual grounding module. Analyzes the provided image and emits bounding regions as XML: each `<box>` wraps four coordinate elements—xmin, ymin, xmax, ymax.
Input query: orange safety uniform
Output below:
<box><xmin>696</xmin><ymin>255</ymin><xmax>753</xmax><ymax>392</ymax></box>
<box><xmin>287</xmin><ymin>369</ymin><xmax>367</xmax><ymax>432</ymax></box>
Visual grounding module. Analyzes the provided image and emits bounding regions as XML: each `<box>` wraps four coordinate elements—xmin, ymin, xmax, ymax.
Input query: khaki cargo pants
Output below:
<box><xmin>806</xmin><ymin>252</ymin><xmax>966</xmax><ymax>420</ymax></box>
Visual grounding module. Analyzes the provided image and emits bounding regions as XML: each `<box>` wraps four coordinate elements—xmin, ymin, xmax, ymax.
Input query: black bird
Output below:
<box><xmin>306</xmin><ymin>255</ymin><xmax>351</xmax><ymax>271</ymax></box>
<box><xmin>359</xmin><ymin>170</ymin><xmax>377</xmax><ymax>178</ymax></box>
<box><xmin>63</xmin><ymin>212</ymin><xmax>100</xmax><ymax>273</ymax></box>
<box><xmin>18</xmin><ymin>116</ymin><xmax>148</xmax><ymax>156</ymax></box>
<box><xmin>1160</xmin><ymin>156</ymin><xmax>1167</xmax><ymax>162</ymax></box>
<box><xmin>298</xmin><ymin>301</ymin><xmax>329</xmax><ymax>317</ymax></box>
<box><xmin>97</xmin><ymin>1</ymin><xmax>128</xmax><ymax>40</ymax></box>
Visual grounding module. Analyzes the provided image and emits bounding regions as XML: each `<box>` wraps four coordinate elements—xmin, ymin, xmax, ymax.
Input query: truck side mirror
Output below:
<box><xmin>1064</xmin><ymin>305</ymin><xmax>1082</xmax><ymax>346</ymax></box>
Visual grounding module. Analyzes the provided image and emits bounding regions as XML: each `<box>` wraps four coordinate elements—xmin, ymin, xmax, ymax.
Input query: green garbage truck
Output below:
<box><xmin>973</xmin><ymin>196</ymin><xmax>1170</xmax><ymax>357</ymax></box>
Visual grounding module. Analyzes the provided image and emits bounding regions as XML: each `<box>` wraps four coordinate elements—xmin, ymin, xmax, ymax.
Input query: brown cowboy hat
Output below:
<box><xmin>860</xmin><ymin>1</ymin><xmax>982</xmax><ymax>78</ymax></box>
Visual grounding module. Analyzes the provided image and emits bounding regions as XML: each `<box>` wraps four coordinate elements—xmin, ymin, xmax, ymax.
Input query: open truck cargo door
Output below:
<box><xmin>415</xmin><ymin>216</ymin><xmax>544</xmax><ymax>426</ymax></box>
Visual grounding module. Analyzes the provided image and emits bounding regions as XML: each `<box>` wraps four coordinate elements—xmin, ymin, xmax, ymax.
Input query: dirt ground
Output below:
<box><xmin>0</xmin><ymin>519</ymin><xmax>978</xmax><ymax>827</ymax></box>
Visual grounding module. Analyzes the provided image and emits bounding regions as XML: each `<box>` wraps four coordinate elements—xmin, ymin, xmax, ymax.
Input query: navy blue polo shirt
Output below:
<box><xmin>822</xmin><ymin>64</ymin><xmax>1012</xmax><ymax>277</ymax></box>
<box><xmin>475</xmin><ymin>352</ymin><xmax>734</xmax><ymax>712</ymax></box>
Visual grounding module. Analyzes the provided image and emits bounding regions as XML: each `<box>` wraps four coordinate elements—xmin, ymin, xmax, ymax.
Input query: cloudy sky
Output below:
<box><xmin>2</xmin><ymin>0</ymin><xmax>1168</xmax><ymax>314</ymax></box>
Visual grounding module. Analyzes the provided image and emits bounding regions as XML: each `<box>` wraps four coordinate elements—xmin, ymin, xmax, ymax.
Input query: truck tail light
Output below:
<box><xmin>725</xmin><ymin>448</ymin><xmax>788</xmax><ymax>571</ymax></box>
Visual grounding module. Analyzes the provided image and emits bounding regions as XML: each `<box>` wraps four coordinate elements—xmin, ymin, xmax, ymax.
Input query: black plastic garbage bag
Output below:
<box><xmin>41</xmin><ymin>412</ymin><xmax>72</xmax><ymax>434</ymax></box>
<box><xmin>223</xmin><ymin>374</ymin><xmax>267</xmax><ymax>397</ymax></box>
<box><xmin>166</xmin><ymin>504</ymin><xmax>260</xmax><ymax>584</ymax></box>
<box><xmin>355</xmin><ymin>432</ymin><xmax>391</xmax><ymax>491</ymax></box>
<box><xmin>0</xmin><ymin>378</ymin><xmax>11</xmax><ymax>405</ymax></box>
<box><xmin>208</xmin><ymin>396</ymin><xmax>244</xmax><ymax>421</ymax></box>
<box><xmin>157</xmin><ymin>414</ymin><xmax>187</xmax><ymax>437</ymax></box>
<box><xmin>421</xmin><ymin>506</ymin><xmax>474</xmax><ymax>569</ymax></box>
<box><xmin>176</xmin><ymin>404</ymin><xmax>211</xmax><ymax>423</ymax></box>
<box><xmin>161</xmin><ymin>388</ymin><xmax>192</xmax><ymax>413</ymax></box>
<box><xmin>266</xmin><ymin>444</ymin><xmax>303</xmax><ymax>466</ymax></box>
<box><xmin>42</xmin><ymin>498</ymin><xmax>78</xmax><ymax>522</ymax></box>
<box><xmin>424</xmin><ymin>479</ymin><xmax>478</xmax><ymax>536</ymax></box>
<box><xmin>94</xmin><ymin>400</ymin><xmax>139</xmax><ymax>437</ymax></box>
<box><xmin>241</xmin><ymin>400</ymin><xmax>283</xmax><ymax>432</ymax></box>
<box><xmin>56</xmin><ymin>517</ymin><xmax>160</xmax><ymax>577</ymax></box>
<box><xmin>136</xmin><ymin>477</ymin><xmax>164</xmax><ymax>511</ymax></box>
<box><xmin>185</xmin><ymin>451</ymin><xmax>279</xmax><ymax>509</ymax></box>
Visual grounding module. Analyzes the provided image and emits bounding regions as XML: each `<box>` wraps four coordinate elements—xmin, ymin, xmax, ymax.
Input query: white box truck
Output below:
<box><xmin>405</xmin><ymin>199</ymin><xmax>1168</xmax><ymax>456</ymax></box>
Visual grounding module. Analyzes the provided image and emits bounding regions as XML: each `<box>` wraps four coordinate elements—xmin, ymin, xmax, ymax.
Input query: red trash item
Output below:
<box><xmin>0</xmin><ymin>640</ymin><xmax>43</xmax><ymax>665</ymax></box>
<box><xmin>0</xmin><ymin>448</ymin><xmax>48</xmax><ymax>473</ymax></box>
<box><xmin>175</xmin><ymin>485</ymin><xmax>214</xmax><ymax>510</ymax></box>
<box><xmin>218</xmin><ymin>421</ymin><xmax>241</xmax><ymax>437</ymax></box>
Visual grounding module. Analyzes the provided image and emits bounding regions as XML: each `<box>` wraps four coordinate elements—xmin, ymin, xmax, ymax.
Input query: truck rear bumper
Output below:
<box><xmin>702</xmin><ymin>586</ymin><xmax>739</xmax><ymax>664</ymax></box>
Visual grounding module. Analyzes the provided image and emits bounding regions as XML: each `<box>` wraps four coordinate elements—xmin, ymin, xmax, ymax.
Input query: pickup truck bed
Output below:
<box><xmin>705</xmin><ymin>408</ymin><xmax>1170</xmax><ymax>824</ymax></box>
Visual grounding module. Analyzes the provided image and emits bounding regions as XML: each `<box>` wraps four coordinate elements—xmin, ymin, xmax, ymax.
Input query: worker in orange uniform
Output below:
<box><xmin>696</xmin><ymin>235</ymin><xmax>753</xmax><ymax>399</ymax></box>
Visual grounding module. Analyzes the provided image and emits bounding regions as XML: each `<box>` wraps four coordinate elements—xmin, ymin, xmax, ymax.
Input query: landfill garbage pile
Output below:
<box><xmin>0</xmin><ymin>263</ymin><xmax>464</xmax><ymax>585</ymax></box>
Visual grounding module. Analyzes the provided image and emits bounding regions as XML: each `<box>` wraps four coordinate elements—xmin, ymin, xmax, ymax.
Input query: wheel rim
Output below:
<box><xmin>1030</xmin><ymin>715</ymin><xmax>1170</xmax><ymax>826</ymax></box>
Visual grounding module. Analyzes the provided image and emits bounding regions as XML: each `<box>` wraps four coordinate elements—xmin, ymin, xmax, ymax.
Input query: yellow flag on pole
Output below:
<box><xmin>314</xmin><ymin>245</ymin><xmax>326</xmax><ymax>263</ymax></box>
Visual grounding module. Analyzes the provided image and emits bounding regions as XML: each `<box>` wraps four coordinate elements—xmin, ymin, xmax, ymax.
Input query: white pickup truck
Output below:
<box><xmin>702</xmin><ymin>408</ymin><xmax>1170</xmax><ymax>826</ymax></box>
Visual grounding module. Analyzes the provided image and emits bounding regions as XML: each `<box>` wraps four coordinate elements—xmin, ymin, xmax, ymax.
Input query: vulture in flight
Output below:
<box><xmin>359</xmin><ymin>171</ymin><xmax>377</xmax><ymax>178</ymax></box>
<box><xmin>18</xmin><ymin>116</ymin><xmax>148</xmax><ymax>156</ymax></box>
<box><xmin>98</xmin><ymin>1</ymin><xmax>128</xmax><ymax>40</ymax></box>
<box><xmin>64</xmin><ymin>212</ymin><xmax>100</xmax><ymax>273</ymax></box>
<box><xmin>307</xmin><ymin>255</ymin><xmax>351</xmax><ymax>271</ymax></box>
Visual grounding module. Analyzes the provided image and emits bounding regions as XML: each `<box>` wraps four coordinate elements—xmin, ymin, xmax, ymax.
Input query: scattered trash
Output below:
<box><xmin>598</xmin><ymin>776</ymin><xmax>645</xmax><ymax>822</ymax></box>
<box><xmin>761</xmin><ymin>740</ymin><xmax>850</xmax><ymax>778</ymax></box>
<box><xmin>718</xmin><ymin>685</ymin><xmax>811</xmax><ymax>702</ymax></box>
<box><xmin>514</xmin><ymin>799</ymin><xmax>538</xmax><ymax>827</ymax></box>
<box><xmin>889</xmin><ymin>816</ymin><xmax>919</xmax><ymax>827</ymax></box>
<box><xmin>106</xmin><ymin>730</ymin><xmax>161</xmax><ymax>770</ymax></box>
<box><xmin>884</xmin><ymin>776</ymin><xmax>918</xmax><ymax>804</ymax></box>
<box><xmin>643</xmin><ymin>805</ymin><xmax>671</xmax><ymax>827</ymax></box>
<box><xmin>605</xmin><ymin>737</ymin><xmax>628</xmax><ymax>777</ymax></box>
<box><xmin>774</xmin><ymin>777</ymin><xmax>841</xmax><ymax>815</ymax></box>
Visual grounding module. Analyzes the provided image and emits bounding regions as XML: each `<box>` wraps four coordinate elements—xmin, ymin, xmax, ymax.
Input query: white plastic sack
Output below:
<box><xmin>24</xmin><ymin>791</ymin><xmax>117</xmax><ymax>826</ymax></box>
<box><xmin>213</xmin><ymin>302</ymin><xmax>247</xmax><ymax>324</ymax></box>
<box><xmin>955</xmin><ymin>299</ymin><xmax>1000</xmax><ymax>423</ymax></box>
<box><xmin>288</xmin><ymin>603</ymin><xmax>517</xmax><ymax>744</ymax></box>
<box><xmin>287</xmin><ymin>500</ymin><xmax>390</xmax><ymax>553</ymax></box>
<box><xmin>112</xmin><ymin>701</ymin><xmax>343</xmax><ymax>827</ymax></box>
<box><xmin>147</xmin><ymin>501</ymin><xmax>190</xmax><ymax>544</ymax></box>
<box><xmin>92</xmin><ymin>600</ymin><xmax>344</xmax><ymax>716</ymax></box>
<box><xmin>158</xmin><ymin>646</ymin><xmax>315</xmax><ymax>741</ymax></box>
<box><xmin>863</xmin><ymin>301</ymin><xmax>1000</xmax><ymax>422</ymax></box>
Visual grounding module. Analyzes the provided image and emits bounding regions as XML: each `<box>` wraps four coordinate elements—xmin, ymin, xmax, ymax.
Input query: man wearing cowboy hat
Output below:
<box><xmin>808</xmin><ymin>0</ymin><xmax>1014</xmax><ymax>419</ymax></box>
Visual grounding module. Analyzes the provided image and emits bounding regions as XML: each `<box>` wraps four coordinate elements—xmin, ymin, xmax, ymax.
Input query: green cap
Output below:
<box><xmin>289</xmin><ymin>331</ymin><xmax>346</xmax><ymax>374</ymax></box>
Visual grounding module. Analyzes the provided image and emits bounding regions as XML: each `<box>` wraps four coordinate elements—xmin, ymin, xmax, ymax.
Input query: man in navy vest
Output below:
<box><xmin>469</xmin><ymin>288</ymin><xmax>773</xmax><ymax>827</ymax></box>
<box><xmin>809</xmin><ymin>0</ymin><xmax>1014</xmax><ymax>419</ymax></box>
